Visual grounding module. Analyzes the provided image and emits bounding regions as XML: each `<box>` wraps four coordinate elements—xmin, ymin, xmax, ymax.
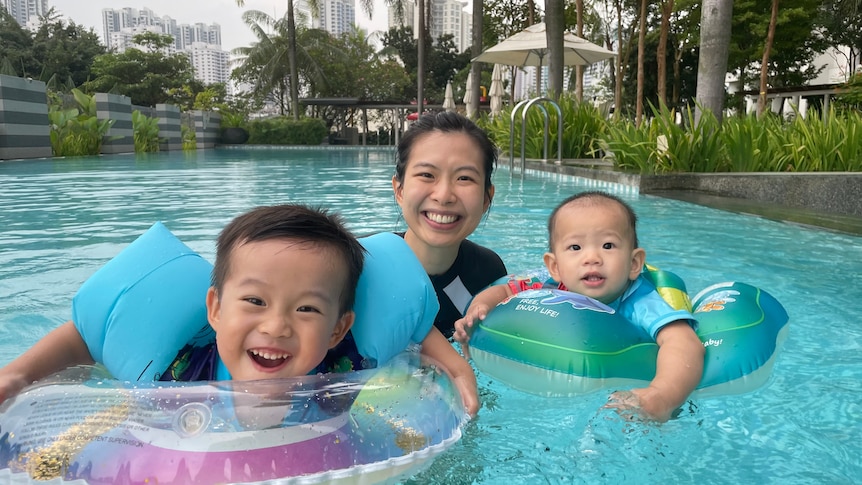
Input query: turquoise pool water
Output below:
<box><xmin>1</xmin><ymin>148</ymin><xmax>860</xmax><ymax>484</ymax></box>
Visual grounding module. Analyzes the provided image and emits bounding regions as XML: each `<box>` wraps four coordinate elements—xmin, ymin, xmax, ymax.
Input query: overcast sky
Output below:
<box><xmin>48</xmin><ymin>0</ymin><xmax>391</xmax><ymax>52</ymax></box>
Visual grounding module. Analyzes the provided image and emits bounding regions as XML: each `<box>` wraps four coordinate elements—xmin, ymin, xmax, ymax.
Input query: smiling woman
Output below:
<box><xmin>392</xmin><ymin>112</ymin><xmax>508</xmax><ymax>338</ymax></box>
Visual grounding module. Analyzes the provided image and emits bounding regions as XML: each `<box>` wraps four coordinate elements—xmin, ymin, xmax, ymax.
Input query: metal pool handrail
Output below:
<box><xmin>508</xmin><ymin>97</ymin><xmax>563</xmax><ymax>176</ymax></box>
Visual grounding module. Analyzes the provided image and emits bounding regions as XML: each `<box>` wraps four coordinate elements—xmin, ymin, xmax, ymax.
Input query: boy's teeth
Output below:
<box><xmin>251</xmin><ymin>350</ymin><xmax>288</xmax><ymax>360</ymax></box>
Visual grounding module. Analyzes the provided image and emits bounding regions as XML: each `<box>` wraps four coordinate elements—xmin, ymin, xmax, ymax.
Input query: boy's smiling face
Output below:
<box><xmin>206</xmin><ymin>238</ymin><xmax>353</xmax><ymax>380</ymax></box>
<box><xmin>543</xmin><ymin>200</ymin><xmax>645</xmax><ymax>304</ymax></box>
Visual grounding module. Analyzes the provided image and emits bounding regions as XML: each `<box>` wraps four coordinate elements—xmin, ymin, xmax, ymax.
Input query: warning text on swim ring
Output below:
<box><xmin>515</xmin><ymin>299</ymin><xmax>559</xmax><ymax>318</ymax></box>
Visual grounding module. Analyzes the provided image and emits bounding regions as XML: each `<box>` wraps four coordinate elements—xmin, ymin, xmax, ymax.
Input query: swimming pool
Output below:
<box><xmin>1</xmin><ymin>148</ymin><xmax>860</xmax><ymax>484</ymax></box>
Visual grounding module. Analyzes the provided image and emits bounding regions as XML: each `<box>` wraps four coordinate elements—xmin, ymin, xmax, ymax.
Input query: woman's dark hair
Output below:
<box><xmin>394</xmin><ymin>111</ymin><xmax>498</xmax><ymax>205</ymax></box>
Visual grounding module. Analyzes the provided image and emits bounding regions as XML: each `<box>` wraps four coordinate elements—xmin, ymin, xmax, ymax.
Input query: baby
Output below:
<box><xmin>455</xmin><ymin>191</ymin><xmax>704</xmax><ymax>421</ymax></box>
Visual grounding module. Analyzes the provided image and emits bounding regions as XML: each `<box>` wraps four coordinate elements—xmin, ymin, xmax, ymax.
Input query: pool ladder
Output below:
<box><xmin>508</xmin><ymin>97</ymin><xmax>563</xmax><ymax>176</ymax></box>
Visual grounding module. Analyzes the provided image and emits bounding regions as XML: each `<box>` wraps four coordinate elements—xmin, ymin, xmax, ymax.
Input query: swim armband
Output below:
<box><xmin>72</xmin><ymin>222</ymin><xmax>213</xmax><ymax>382</ymax></box>
<box><xmin>351</xmin><ymin>233</ymin><xmax>438</xmax><ymax>366</ymax></box>
<box><xmin>71</xmin><ymin>224</ymin><xmax>439</xmax><ymax>382</ymax></box>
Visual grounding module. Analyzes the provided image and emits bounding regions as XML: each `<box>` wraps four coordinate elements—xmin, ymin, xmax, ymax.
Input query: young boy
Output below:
<box><xmin>454</xmin><ymin>191</ymin><xmax>704</xmax><ymax>422</ymax></box>
<box><xmin>0</xmin><ymin>204</ymin><xmax>479</xmax><ymax>414</ymax></box>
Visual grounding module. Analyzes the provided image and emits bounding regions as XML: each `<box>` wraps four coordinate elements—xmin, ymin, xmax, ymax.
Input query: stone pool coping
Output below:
<box><xmin>513</xmin><ymin>158</ymin><xmax>862</xmax><ymax>236</ymax></box>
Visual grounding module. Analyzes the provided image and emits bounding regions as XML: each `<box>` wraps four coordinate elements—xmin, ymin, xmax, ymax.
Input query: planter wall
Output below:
<box><xmin>156</xmin><ymin>103</ymin><xmax>183</xmax><ymax>151</ymax></box>
<box><xmin>95</xmin><ymin>93</ymin><xmax>134</xmax><ymax>154</ymax></box>
<box><xmin>520</xmin><ymin>158</ymin><xmax>862</xmax><ymax>222</ymax></box>
<box><xmin>193</xmin><ymin>110</ymin><xmax>221</xmax><ymax>149</ymax></box>
<box><xmin>0</xmin><ymin>75</ymin><xmax>52</xmax><ymax>160</ymax></box>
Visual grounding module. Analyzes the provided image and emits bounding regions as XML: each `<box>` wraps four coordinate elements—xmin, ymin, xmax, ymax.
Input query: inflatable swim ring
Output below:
<box><xmin>0</xmin><ymin>222</ymin><xmax>461</xmax><ymax>484</ymax></box>
<box><xmin>468</xmin><ymin>269</ymin><xmax>789</xmax><ymax>398</ymax></box>
<box><xmin>0</xmin><ymin>351</ymin><xmax>466</xmax><ymax>484</ymax></box>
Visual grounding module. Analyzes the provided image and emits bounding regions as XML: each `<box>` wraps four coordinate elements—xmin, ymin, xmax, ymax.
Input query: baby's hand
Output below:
<box><xmin>604</xmin><ymin>387</ymin><xmax>675</xmax><ymax>422</ymax></box>
<box><xmin>453</xmin><ymin>304</ymin><xmax>491</xmax><ymax>359</ymax></box>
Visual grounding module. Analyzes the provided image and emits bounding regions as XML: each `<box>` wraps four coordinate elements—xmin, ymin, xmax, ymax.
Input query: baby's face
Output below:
<box><xmin>544</xmin><ymin>201</ymin><xmax>644</xmax><ymax>304</ymax></box>
<box><xmin>206</xmin><ymin>238</ymin><xmax>353</xmax><ymax>380</ymax></box>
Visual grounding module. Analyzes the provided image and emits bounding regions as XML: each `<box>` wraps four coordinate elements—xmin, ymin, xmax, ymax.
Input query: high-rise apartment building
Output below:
<box><xmin>312</xmin><ymin>0</ymin><xmax>355</xmax><ymax>37</ymax></box>
<box><xmin>101</xmin><ymin>7</ymin><xmax>221</xmax><ymax>51</ymax></box>
<box><xmin>294</xmin><ymin>0</ymin><xmax>355</xmax><ymax>37</ymax></box>
<box><xmin>187</xmin><ymin>42</ymin><xmax>231</xmax><ymax>87</ymax></box>
<box><xmin>2</xmin><ymin>0</ymin><xmax>48</xmax><ymax>27</ymax></box>
<box><xmin>387</xmin><ymin>0</ymin><xmax>471</xmax><ymax>53</ymax></box>
<box><xmin>101</xmin><ymin>7</ymin><xmax>227</xmax><ymax>89</ymax></box>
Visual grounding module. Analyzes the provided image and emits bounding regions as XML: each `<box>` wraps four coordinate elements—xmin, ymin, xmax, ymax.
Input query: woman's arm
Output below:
<box><xmin>420</xmin><ymin>327</ymin><xmax>479</xmax><ymax>416</ymax></box>
<box><xmin>0</xmin><ymin>320</ymin><xmax>94</xmax><ymax>403</ymax></box>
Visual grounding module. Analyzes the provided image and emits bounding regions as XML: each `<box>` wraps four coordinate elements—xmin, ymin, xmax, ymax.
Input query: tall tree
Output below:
<box><xmin>85</xmin><ymin>33</ymin><xmax>196</xmax><ymax>107</ymax></box>
<box><xmin>695</xmin><ymin>0</ymin><xmax>734</xmax><ymax>124</ymax></box>
<box><xmin>0</xmin><ymin>7</ymin><xmax>37</xmax><ymax>77</ymax></box>
<box><xmin>657</xmin><ymin>0</ymin><xmax>674</xmax><ymax>107</ymax></box>
<box><xmin>417</xmin><ymin>0</ymin><xmax>426</xmax><ymax>115</ymax></box>
<box><xmin>31</xmin><ymin>15</ymin><xmax>105</xmax><ymax>87</ymax></box>
<box><xmin>545</xmin><ymin>0</ymin><xmax>565</xmax><ymax>98</ymax></box>
<box><xmin>234</xmin><ymin>0</ymin><xmax>300</xmax><ymax>119</ymax></box>
<box><xmin>468</xmin><ymin>0</ymin><xmax>483</xmax><ymax>118</ymax></box>
<box><xmin>575</xmin><ymin>0</ymin><xmax>585</xmax><ymax>101</ymax></box>
<box><xmin>233</xmin><ymin>9</ymin><xmax>308</xmax><ymax>116</ymax></box>
<box><xmin>635</xmin><ymin>0</ymin><xmax>648</xmax><ymax>125</ymax></box>
<box><xmin>757</xmin><ymin>0</ymin><xmax>780</xmax><ymax>116</ymax></box>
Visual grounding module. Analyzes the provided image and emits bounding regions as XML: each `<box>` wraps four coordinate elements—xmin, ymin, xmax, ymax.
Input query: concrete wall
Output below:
<box><xmin>156</xmin><ymin>103</ymin><xmax>183</xmax><ymax>151</ymax></box>
<box><xmin>193</xmin><ymin>110</ymin><xmax>221</xmax><ymax>149</ymax></box>
<box><xmin>0</xmin><ymin>75</ymin><xmax>52</xmax><ymax>160</ymax></box>
<box><xmin>639</xmin><ymin>172</ymin><xmax>862</xmax><ymax>218</ymax></box>
<box><xmin>95</xmin><ymin>93</ymin><xmax>134</xmax><ymax>154</ymax></box>
<box><xmin>521</xmin><ymin>159</ymin><xmax>862</xmax><ymax>220</ymax></box>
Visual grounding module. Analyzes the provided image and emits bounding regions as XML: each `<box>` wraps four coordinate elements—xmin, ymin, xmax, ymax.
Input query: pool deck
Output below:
<box><xmin>513</xmin><ymin>157</ymin><xmax>862</xmax><ymax>236</ymax></box>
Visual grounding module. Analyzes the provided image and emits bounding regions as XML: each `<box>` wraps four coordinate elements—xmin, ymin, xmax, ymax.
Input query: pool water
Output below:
<box><xmin>1</xmin><ymin>148</ymin><xmax>860</xmax><ymax>484</ymax></box>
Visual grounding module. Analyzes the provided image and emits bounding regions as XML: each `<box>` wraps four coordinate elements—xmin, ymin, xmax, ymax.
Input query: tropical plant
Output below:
<box><xmin>48</xmin><ymin>88</ymin><xmax>113</xmax><ymax>157</ymax></box>
<box><xmin>132</xmin><ymin>110</ymin><xmax>160</xmax><ymax>153</ymax></box>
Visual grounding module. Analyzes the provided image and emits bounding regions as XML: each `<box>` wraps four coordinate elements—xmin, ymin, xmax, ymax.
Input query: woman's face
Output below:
<box><xmin>393</xmin><ymin>131</ymin><xmax>493</xmax><ymax>253</ymax></box>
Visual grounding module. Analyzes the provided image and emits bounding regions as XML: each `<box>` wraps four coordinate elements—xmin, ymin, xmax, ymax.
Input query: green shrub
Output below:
<box><xmin>181</xmin><ymin>123</ymin><xmax>196</xmax><ymax>150</ymax></box>
<box><xmin>247</xmin><ymin>117</ymin><xmax>327</xmax><ymax>145</ymax></box>
<box><xmin>601</xmin><ymin>104</ymin><xmax>727</xmax><ymax>173</ymax></box>
<box><xmin>48</xmin><ymin>89</ymin><xmax>113</xmax><ymax>157</ymax></box>
<box><xmin>132</xmin><ymin>110</ymin><xmax>160</xmax><ymax>152</ymax></box>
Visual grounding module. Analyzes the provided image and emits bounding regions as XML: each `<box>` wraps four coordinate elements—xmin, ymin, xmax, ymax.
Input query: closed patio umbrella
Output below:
<box><xmin>443</xmin><ymin>81</ymin><xmax>456</xmax><ymax>112</ymax></box>
<box><xmin>463</xmin><ymin>71</ymin><xmax>475</xmax><ymax>118</ymax></box>
<box><xmin>489</xmin><ymin>64</ymin><xmax>504</xmax><ymax>118</ymax></box>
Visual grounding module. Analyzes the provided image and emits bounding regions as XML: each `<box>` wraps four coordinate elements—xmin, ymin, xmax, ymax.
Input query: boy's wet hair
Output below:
<box><xmin>394</xmin><ymin>111</ymin><xmax>498</xmax><ymax>206</ymax></box>
<box><xmin>547</xmin><ymin>191</ymin><xmax>639</xmax><ymax>249</ymax></box>
<box><xmin>212</xmin><ymin>204</ymin><xmax>365</xmax><ymax>314</ymax></box>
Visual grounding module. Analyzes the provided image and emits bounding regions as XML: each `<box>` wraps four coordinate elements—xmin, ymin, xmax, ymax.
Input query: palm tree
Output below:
<box><xmin>234</xmin><ymin>0</ymin><xmax>300</xmax><ymax>119</ymax></box>
<box><xmin>694</xmin><ymin>0</ymin><xmax>734</xmax><ymax>125</ymax></box>
<box><xmin>232</xmin><ymin>10</ymin><xmax>293</xmax><ymax>115</ymax></box>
